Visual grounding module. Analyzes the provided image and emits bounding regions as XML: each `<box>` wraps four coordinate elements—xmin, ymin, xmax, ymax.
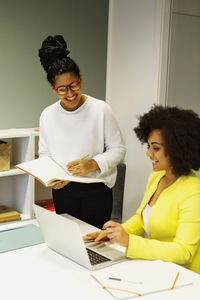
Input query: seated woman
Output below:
<box><xmin>84</xmin><ymin>105</ymin><xmax>200</xmax><ymax>274</ymax></box>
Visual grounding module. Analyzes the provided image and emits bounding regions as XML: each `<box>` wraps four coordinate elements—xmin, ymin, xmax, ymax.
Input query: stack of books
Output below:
<box><xmin>0</xmin><ymin>205</ymin><xmax>21</xmax><ymax>223</ymax></box>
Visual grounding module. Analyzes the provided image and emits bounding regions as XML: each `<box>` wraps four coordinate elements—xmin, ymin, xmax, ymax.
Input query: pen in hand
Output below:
<box><xmin>67</xmin><ymin>154</ymin><xmax>91</xmax><ymax>176</ymax></box>
<box><xmin>80</xmin><ymin>154</ymin><xmax>89</xmax><ymax>160</ymax></box>
<box><xmin>109</xmin><ymin>277</ymin><xmax>143</xmax><ymax>285</ymax></box>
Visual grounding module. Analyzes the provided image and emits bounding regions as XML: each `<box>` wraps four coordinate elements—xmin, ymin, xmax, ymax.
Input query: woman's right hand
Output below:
<box><xmin>52</xmin><ymin>180</ymin><xmax>70</xmax><ymax>189</ymax></box>
<box><xmin>83</xmin><ymin>230</ymin><xmax>109</xmax><ymax>242</ymax></box>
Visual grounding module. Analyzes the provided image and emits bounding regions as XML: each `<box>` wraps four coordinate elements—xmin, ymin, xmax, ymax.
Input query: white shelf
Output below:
<box><xmin>0</xmin><ymin>215</ymin><xmax>35</xmax><ymax>229</ymax></box>
<box><xmin>0</xmin><ymin>128</ymin><xmax>39</xmax><ymax>139</ymax></box>
<box><xmin>0</xmin><ymin>165</ymin><xmax>24</xmax><ymax>177</ymax></box>
<box><xmin>0</xmin><ymin>128</ymin><xmax>41</xmax><ymax>223</ymax></box>
<box><xmin>0</xmin><ymin>128</ymin><xmax>52</xmax><ymax>224</ymax></box>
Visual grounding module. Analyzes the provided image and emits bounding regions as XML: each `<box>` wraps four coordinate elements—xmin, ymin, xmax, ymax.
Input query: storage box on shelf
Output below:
<box><xmin>35</xmin><ymin>199</ymin><xmax>55</xmax><ymax>212</ymax></box>
<box><xmin>0</xmin><ymin>128</ymin><xmax>52</xmax><ymax>224</ymax></box>
<box><xmin>0</xmin><ymin>140</ymin><xmax>11</xmax><ymax>171</ymax></box>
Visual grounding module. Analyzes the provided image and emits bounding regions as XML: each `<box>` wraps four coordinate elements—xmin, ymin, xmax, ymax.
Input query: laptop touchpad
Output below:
<box><xmin>85</xmin><ymin>241</ymin><xmax>124</xmax><ymax>260</ymax></box>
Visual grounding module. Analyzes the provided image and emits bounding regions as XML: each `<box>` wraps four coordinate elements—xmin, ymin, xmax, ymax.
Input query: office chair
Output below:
<box><xmin>111</xmin><ymin>162</ymin><xmax>126</xmax><ymax>223</ymax></box>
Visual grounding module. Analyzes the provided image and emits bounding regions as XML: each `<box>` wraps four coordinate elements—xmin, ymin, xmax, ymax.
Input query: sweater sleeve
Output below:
<box><xmin>38</xmin><ymin>112</ymin><xmax>51</xmax><ymax>158</ymax></box>
<box><xmin>92</xmin><ymin>103</ymin><xmax>126</xmax><ymax>175</ymax></box>
<box><xmin>125</xmin><ymin>193</ymin><xmax>200</xmax><ymax>266</ymax></box>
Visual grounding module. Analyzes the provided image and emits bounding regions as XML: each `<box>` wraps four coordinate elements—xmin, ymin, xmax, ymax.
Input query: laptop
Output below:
<box><xmin>33</xmin><ymin>204</ymin><xmax>126</xmax><ymax>270</ymax></box>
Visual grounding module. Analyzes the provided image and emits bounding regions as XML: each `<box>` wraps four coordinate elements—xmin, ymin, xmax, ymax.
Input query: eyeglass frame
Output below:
<box><xmin>53</xmin><ymin>78</ymin><xmax>81</xmax><ymax>95</ymax></box>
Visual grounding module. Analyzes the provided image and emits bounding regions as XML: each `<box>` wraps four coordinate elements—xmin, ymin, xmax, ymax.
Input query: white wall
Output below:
<box><xmin>167</xmin><ymin>0</ymin><xmax>200</xmax><ymax>114</ymax></box>
<box><xmin>106</xmin><ymin>0</ymin><xmax>171</xmax><ymax>220</ymax></box>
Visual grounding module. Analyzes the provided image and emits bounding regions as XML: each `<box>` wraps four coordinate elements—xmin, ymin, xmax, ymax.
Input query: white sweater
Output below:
<box><xmin>39</xmin><ymin>95</ymin><xmax>126</xmax><ymax>188</ymax></box>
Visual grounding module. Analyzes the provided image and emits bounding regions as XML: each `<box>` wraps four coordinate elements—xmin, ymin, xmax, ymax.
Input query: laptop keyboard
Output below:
<box><xmin>86</xmin><ymin>248</ymin><xmax>111</xmax><ymax>265</ymax></box>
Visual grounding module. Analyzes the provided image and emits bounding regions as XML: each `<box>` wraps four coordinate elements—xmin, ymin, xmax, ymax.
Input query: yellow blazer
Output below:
<box><xmin>122</xmin><ymin>171</ymin><xmax>200</xmax><ymax>274</ymax></box>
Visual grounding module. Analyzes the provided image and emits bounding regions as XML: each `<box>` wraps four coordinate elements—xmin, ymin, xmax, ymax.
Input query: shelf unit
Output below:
<box><xmin>0</xmin><ymin>128</ymin><xmax>52</xmax><ymax>223</ymax></box>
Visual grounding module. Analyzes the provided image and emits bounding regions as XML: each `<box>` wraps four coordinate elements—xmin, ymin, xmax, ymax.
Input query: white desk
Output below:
<box><xmin>0</xmin><ymin>218</ymin><xmax>200</xmax><ymax>300</ymax></box>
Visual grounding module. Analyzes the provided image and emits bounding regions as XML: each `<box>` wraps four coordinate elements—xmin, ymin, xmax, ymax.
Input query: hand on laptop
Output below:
<box><xmin>83</xmin><ymin>230</ymin><xmax>109</xmax><ymax>242</ymax></box>
<box><xmin>84</xmin><ymin>221</ymin><xmax>129</xmax><ymax>247</ymax></box>
<box><xmin>103</xmin><ymin>221</ymin><xmax>129</xmax><ymax>247</ymax></box>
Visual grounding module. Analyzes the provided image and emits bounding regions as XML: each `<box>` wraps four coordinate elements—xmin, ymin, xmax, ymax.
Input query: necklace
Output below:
<box><xmin>162</xmin><ymin>175</ymin><xmax>179</xmax><ymax>188</ymax></box>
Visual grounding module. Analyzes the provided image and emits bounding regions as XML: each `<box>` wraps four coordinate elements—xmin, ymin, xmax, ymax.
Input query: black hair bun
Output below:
<box><xmin>38</xmin><ymin>35</ymin><xmax>70</xmax><ymax>72</ymax></box>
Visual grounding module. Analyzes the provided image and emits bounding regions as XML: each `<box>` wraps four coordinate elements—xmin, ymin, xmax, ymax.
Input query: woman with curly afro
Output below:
<box><xmin>85</xmin><ymin>105</ymin><xmax>200</xmax><ymax>274</ymax></box>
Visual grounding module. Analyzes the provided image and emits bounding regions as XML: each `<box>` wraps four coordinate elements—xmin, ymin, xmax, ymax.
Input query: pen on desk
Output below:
<box><xmin>108</xmin><ymin>277</ymin><xmax>143</xmax><ymax>284</ymax></box>
<box><xmin>80</xmin><ymin>154</ymin><xmax>89</xmax><ymax>160</ymax></box>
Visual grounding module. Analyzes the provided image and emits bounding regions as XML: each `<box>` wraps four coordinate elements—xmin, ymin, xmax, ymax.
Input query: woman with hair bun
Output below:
<box><xmin>38</xmin><ymin>35</ymin><xmax>126</xmax><ymax>228</ymax></box>
<box><xmin>85</xmin><ymin>105</ymin><xmax>200</xmax><ymax>274</ymax></box>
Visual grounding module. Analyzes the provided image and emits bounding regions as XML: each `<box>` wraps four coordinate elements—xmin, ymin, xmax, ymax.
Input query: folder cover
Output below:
<box><xmin>0</xmin><ymin>224</ymin><xmax>44</xmax><ymax>253</ymax></box>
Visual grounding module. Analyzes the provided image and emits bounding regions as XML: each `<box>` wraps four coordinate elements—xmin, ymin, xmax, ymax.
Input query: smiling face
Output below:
<box><xmin>146</xmin><ymin>129</ymin><xmax>173</xmax><ymax>174</ymax></box>
<box><xmin>52</xmin><ymin>72</ymin><xmax>83</xmax><ymax>111</ymax></box>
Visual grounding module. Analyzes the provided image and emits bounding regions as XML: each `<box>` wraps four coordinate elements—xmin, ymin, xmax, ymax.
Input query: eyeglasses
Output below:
<box><xmin>54</xmin><ymin>79</ymin><xmax>81</xmax><ymax>95</ymax></box>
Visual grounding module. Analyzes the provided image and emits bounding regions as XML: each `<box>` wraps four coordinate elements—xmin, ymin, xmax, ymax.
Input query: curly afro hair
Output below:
<box><xmin>134</xmin><ymin>105</ymin><xmax>200</xmax><ymax>176</ymax></box>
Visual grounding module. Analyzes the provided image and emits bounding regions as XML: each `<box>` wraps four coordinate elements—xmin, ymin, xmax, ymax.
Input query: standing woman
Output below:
<box><xmin>38</xmin><ymin>35</ymin><xmax>126</xmax><ymax>228</ymax></box>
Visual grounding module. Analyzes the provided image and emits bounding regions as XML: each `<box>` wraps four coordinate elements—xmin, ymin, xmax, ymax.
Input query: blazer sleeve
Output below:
<box><xmin>122</xmin><ymin>209</ymin><xmax>145</xmax><ymax>236</ymax></box>
<box><xmin>122</xmin><ymin>172</ymin><xmax>159</xmax><ymax>236</ymax></box>
<box><xmin>125</xmin><ymin>193</ymin><xmax>200</xmax><ymax>266</ymax></box>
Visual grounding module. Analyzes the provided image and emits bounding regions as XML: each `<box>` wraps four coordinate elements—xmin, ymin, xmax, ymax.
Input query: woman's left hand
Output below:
<box><xmin>103</xmin><ymin>221</ymin><xmax>129</xmax><ymax>247</ymax></box>
<box><xmin>52</xmin><ymin>180</ymin><xmax>70</xmax><ymax>189</ymax></box>
<box><xmin>67</xmin><ymin>159</ymin><xmax>99</xmax><ymax>176</ymax></box>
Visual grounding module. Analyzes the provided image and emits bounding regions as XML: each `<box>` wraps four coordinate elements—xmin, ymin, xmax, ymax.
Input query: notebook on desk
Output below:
<box><xmin>33</xmin><ymin>204</ymin><xmax>126</xmax><ymax>270</ymax></box>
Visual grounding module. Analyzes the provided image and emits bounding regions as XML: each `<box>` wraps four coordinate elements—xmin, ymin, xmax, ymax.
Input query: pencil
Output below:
<box><xmin>171</xmin><ymin>272</ymin><xmax>180</xmax><ymax>289</ymax></box>
<box><xmin>90</xmin><ymin>274</ymin><xmax>118</xmax><ymax>300</ymax></box>
<box><xmin>80</xmin><ymin>154</ymin><xmax>89</xmax><ymax>160</ymax></box>
<box><xmin>103</xmin><ymin>286</ymin><xmax>142</xmax><ymax>296</ymax></box>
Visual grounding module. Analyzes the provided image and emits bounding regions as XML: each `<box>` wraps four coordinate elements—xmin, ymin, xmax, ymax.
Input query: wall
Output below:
<box><xmin>106</xmin><ymin>0</ymin><xmax>171</xmax><ymax>220</ymax></box>
<box><xmin>166</xmin><ymin>0</ymin><xmax>200</xmax><ymax>114</ymax></box>
<box><xmin>0</xmin><ymin>0</ymin><xmax>108</xmax><ymax>129</ymax></box>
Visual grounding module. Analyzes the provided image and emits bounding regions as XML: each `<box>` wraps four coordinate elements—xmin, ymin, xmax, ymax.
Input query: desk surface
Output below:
<box><xmin>0</xmin><ymin>217</ymin><xmax>200</xmax><ymax>300</ymax></box>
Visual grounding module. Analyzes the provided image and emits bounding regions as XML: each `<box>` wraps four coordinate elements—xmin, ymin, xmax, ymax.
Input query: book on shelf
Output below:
<box><xmin>0</xmin><ymin>205</ymin><xmax>21</xmax><ymax>223</ymax></box>
<box><xmin>15</xmin><ymin>156</ymin><xmax>105</xmax><ymax>187</ymax></box>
